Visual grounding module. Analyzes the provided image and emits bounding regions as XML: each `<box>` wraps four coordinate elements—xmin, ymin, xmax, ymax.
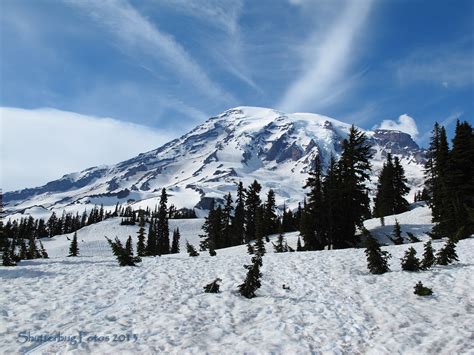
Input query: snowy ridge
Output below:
<box><xmin>4</xmin><ymin>107</ymin><xmax>426</xmax><ymax>217</ymax></box>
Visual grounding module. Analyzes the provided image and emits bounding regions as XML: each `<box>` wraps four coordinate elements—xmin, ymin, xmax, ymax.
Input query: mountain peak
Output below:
<box><xmin>4</xmin><ymin>107</ymin><xmax>426</xmax><ymax>217</ymax></box>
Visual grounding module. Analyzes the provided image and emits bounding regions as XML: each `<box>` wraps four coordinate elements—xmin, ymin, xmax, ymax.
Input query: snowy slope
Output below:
<box><xmin>4</xmin><ymin>107</ymin><xmax>426</xmax><ymax>219</ymax></box>
<box><xmin>1</xmin><ymin>235</ymin><xmax>472</xmax><ymax>354</ymax></box>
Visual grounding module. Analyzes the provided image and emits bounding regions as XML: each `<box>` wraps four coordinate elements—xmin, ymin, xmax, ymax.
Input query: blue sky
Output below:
<box><xmin>1</xmin><ymin>0</ymin><xmax>473</xmax><ymax>190</ymax></box>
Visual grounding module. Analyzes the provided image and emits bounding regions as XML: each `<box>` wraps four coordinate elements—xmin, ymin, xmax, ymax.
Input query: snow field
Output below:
<box><xmin>1</xmin><ymin>235</ymin><xmax>473</xmax><ymax>354</ymax></box>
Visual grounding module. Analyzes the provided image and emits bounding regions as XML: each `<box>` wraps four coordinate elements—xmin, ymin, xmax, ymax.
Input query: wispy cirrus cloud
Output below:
<box><xmin>278</xmin><ymin>0</ymin><xmax>374</xmax><ymax>112</ymax></box>
<box><xmin>394</xmin><ymin>39</ymin><xmax>474</xmax><ymax>89</ymax></box>
<box><xmin>157</xmin><ymin>0</ymin><xmax>260</xmax><ymax>92</ymax></box>
<box><xmin>67</xmin><ymin>0</ymin><xmax>235</xmax><ymax>104</ymax></box>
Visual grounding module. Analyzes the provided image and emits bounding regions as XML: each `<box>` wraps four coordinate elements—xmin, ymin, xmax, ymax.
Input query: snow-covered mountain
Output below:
<box><xmin>3</xmin><ymin>107</ymin><xmax>426</xmax><ymax>216</ymax></box>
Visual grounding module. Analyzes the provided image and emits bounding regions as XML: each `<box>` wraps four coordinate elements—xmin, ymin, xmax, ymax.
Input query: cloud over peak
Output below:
<box><xmin>374</xmin><ymin>114</ymin><xmax>419</xmax><ymax>140</ymax></box>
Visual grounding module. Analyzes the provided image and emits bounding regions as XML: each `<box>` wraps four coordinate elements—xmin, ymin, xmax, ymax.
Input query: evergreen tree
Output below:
<box><xmin>393</xmin><ymin>156</ymin><xmax>410</xmax><ymax>213</ymax></box>
<box><xmin>27</xmin><ymin>237</ymin><xmax>40</xmax><ymax>259</ymax></box>
<box><xmin>222</xmin><ymin>193</ymin><xmax>234</xmax><ymax>247</ymax></box>
<box><xmin>125</xmin><ymin>236</ymin><xmax>133</xmax><ymax>256</ymax></box>
<box><xmin>254</xmin><ymin>208</ymin><xmax>266</xmax><ymax>255</ymax></box>
<box><xmin>200</xmin><ymin>202</ymin><xmax>224</xmax><ymax>253</ymax></box>
<box><xmin>136</xmin><ymin>223</ymin><xmax>147</xmax><ymax>257</ymax></box>
<box><xmin>420</xmin><ymin>241</ymin><xmax>435</xmax><ymax>270</ymax></box>
<box><xmin>425</xmin><ymin>123</ymin><xmax>452</xmax><ymax>238</ymax></box>
<box><xmin>19</xmin><ymin>240</ymin><xmax>27</xmax><ymax>260</ymax></box>
<box><xmin>400</xmin><ymin>247</ymin><xmax>420</xmax><ymax>271</ymax></box>
<box><xmin>374</xmin><ymin>153</ymin><xmax>395</xmax><ymax>218</ymax></box>
<box><xmin>296</xmin><ymin>236</ymin><xmax>304</xmax><ymax>251</ymax></box>
<box><xmin>157</xmin><ymin>188</ymin><xmax>170</xmax><ymax>255</ymax></box>
<box><xmin>171</xmin><ymin>228</ymin><xmax>180</xmax><ymax>254</ymax></box>
<box><xmin>68</xmin><ymin>232</ymin><xmax>79</xmax><ymax>257</ymax></box>
<box><xmin>146</xmin><ymin>217</ymin><xmax>157</xmax><ymax>256</ymax></box>
<box><xmin>389</xmin><ymin>220</ymin><xmax>404</xmax><ymax>245</ymax></box>
<box><xmin>436</xmin><ymin>238</ymin><xmax>459</xmax><ymax>265</ymax></box>
<box><xmin>232</xmin><ymin>182</ymin><xmax>246</xmax><ymax>245</ymax></box>
<box><xmin>244</xmin><ymin>180</ymin><xmax>262</xmax><ymax>242</ymax></box>
<box><xmin>203</xmin><ymin>278</ymin><xmax>221</xmax><ymax>293</ymax></box>
<box><xmin>322</xmin><ymin>155</ymin><xmax>343</xmax><ymax>249</ymax></box>
<box><xmin>365</xmin><ymin>235</ymin><xmax>391</xmax><ymax>274</ymax></box>
<box><xmin>105</xmin><ymin>237</ymin><xmax>141</xmax><ymax>266</ymax></box>
<box><xmin>336</xmin><ymin>126</ymin><xmax>372</xmax><ymax>248</ymax></box>
<box><xmin>247</xmin><ymin>242</ymin><xmax>255</xmax><ymax>255</ymax></box>
<box><xmin>414</xmin><ymin>281</ymin><xmax>433</xmax><ymax>296</ymax></box>
<box><xmin>2</xmin><ymin>240</ymin><xmax>16</xmax><ymax>266</ymax></box>
<box><xmin>39</xmin><ymin>241</ymin><xmax>49</xmax><ymax>259</ymax></box>
<box><xmin>186</xmin><ymin>241</ymin><xmax>199</xmax><ymax>257</ymax></box>
<box><xmin>302</xmin><ymin>155</ymin><xmax>326</xmax><ymax>250</ymax></box>
<box><xmin>238</xmin><ymin>255</ymin><xmax>263</xmax><ymax>299</ymax></box>
<box><xmin>272</xmin><ymin>228</ymin><xmax>288</xmax><ymax>253</ymax></box>
<box><xmin>263</xmin><ymin>189</ymin><xmax>277</xmax><ymax>236</ymax></box>
<box><xmin>448</xmin><ymin>121</ymin><xmax>474</xmax><ymax>238</ymax></box>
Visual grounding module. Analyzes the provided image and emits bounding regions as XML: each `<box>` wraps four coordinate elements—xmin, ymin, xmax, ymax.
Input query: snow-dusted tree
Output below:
<box><xmin>68</xmin><ymin>232</ymin><xmax>79</xmax><ymax>257</ymax></box>
<box><xmin>420</xmin><ymin>241</ymin><xmax>436</xmax><ymax>270</ymax></box>
<box><xmin>401</xmin><ymin>247</ymin><xmax>420</xmax><ymax>271</ymax></box>
<box><xmin>436</xmin><ymin>238</ymin><xmax>459</xmax><ymax>265</ymax></box>
<box><xmin>238</xmin><ymin>255</ymin><xmax>263</xmax><ymax>299</ymax></box>
<box><xmin>365</xmin><ymin>235</ymin><xmax>391</xmax><ymax>274</ymax></box>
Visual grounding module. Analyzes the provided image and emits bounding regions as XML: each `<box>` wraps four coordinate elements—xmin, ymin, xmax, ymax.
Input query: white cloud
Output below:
<box><xmin>67</xmin><ymin>0</ymin><xmax>235</xmax><ymax>104</ymax></box>
<box><xmin>278</xmin><ymin>0</ymin><xmax>374</xmax><ymax>112</ymax></box>
<box><xmin>374</xmin><ymin>114</ymin><xmax>419</xmax><ymax>139</ymax></box>
<box><xmin>0</xmin><ymin>107</ymin><xmax>175</xmax><ymax>192</ymax></box>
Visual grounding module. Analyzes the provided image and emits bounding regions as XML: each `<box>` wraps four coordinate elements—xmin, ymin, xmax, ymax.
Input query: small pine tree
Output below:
<box><xmin>105</xmin><ymin>237</ymin><xmax>141</xmax><ymax>266</ymax></box>
<box><xmin>390</xmin><ymin>220</ymin><xmax>404</xmax><ymax>245</ymax></box>
<box><xmin>421</xmin><ymin>241</ymin><xmax>436</xmax><ymax>270</ymax></box>
<box><xmin>203</xmin><ymin>278</ymin><xmax>221</xmax><ymax>293</ymax></box>
<box><xmin>401</xmin><ymin>247</ymin><xmax>421</xmax><ymax>271</ymax></box>
<box><xmin>2</xmin><ymin>240</ymin><xmax>16</xmax><ymax>266</ymax></box>
<box><xmin>414</xmin><ymin>281</ymin><xmax>433</xmax><ymax>296</ymax></box>
<box><xmin>186</xmin><ymin>241</ymin><xmax>199</xmax><ymax>257</ymax></box>
<box><xmin>171</xmin><ymin>228</ymin><xmax>180</xmax><ymax>254</ymax></box>
<box><xmin>27</xmin><ymin>237</ymin><xmax>40</xmax><ymax>259</ymax></box>
<box><xmin>247</xmin><ymin>242</ymin><xmax>255</xmax><ymax>255</ymax></box>
<box><xmin>296</xmin><ymin>236</ymin><xmax>303</xmax><ymax>251</ymax></box>
<box><xmin>365</xmin><ymin>235</ymin><xmax>391</xmax><ymax>274</ymax></box>
<box><xmin>272</xmin><ymin>230</ymin><xmax>288</xmax><ymax>253</ymax></box>
<box><xmin>39</xmin><ymin>241</ymin><xmax>49</xmax><ymax>259</ymax></box>
<box><xmin>136</xmin><ymin>227</ymin><xmax>147</xmax><ymax>257</ymax></box>
<box><xmin>436</xmin><ymin>238</ymin><xmax>459</xmax><ymax>265</ymax></box>
<box><xmin>125</xmin><ymin>236</ymin><xmax>133</xmax><ymax>256</ymax></box>
<box><xmin>254</xmin><ymin>234</ymin><xmax>266</xmax><ymax>256</ymax></box>
<box><xmin>406</xmin><ymin>232</ymin><xmax>421</xmax><ymax>243</ymax></box>
<box><xmin>68</xmin><ymin>232</ymin><xmax>79</xmax><ymax>257</ymax></box>
<box><xmin>238</xmin><ymin>255</ymin><xmax>263</xmax><ymax>299</ymax></box>
<box><xmin>19</xmin><ymin>240</ymin><xmax>27</xmax><ymax>260</ymax></box>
